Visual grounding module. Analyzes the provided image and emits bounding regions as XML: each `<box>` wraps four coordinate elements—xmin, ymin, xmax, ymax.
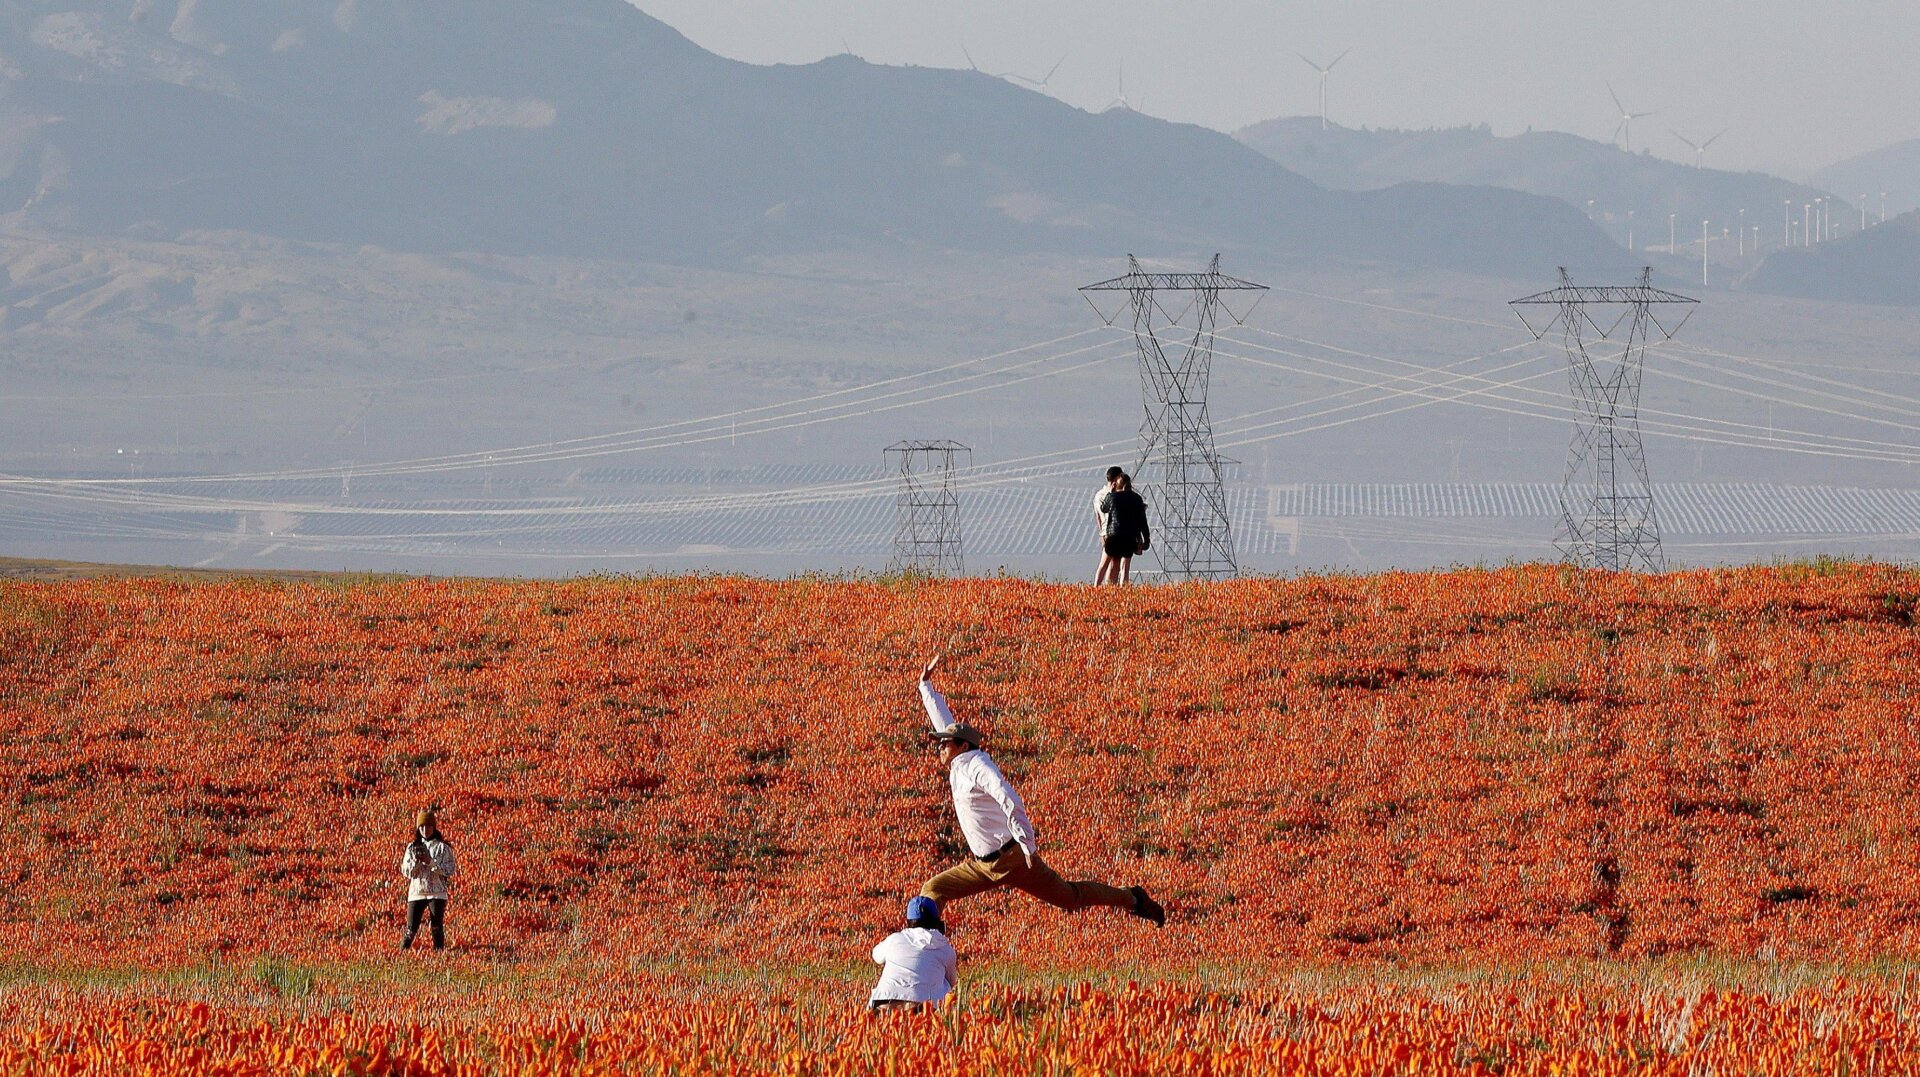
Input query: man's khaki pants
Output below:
<box><xmin>920</xmin><ymin>850</ymin><xmax>1136</xmax><ymax>913</ymax></box>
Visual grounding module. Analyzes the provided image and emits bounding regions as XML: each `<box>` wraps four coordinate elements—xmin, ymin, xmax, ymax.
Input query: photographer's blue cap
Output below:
<box><xmin>905</xmin><ymin>896</ymin><xmax>940</xmax><ymax>923</ymax></box>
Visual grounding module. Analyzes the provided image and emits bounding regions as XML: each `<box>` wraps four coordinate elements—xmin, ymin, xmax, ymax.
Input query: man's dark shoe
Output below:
<box><xmin>1129</xmin><ymin>886</ymin><xmax>1165</xmax><ymax>927</ymax></box>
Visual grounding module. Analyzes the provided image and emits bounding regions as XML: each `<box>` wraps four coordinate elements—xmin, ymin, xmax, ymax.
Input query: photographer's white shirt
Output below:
<box><xmin>870</xmin><ymin>927</ymin><xmax>958</xmax><ymax>1004</ymax></box>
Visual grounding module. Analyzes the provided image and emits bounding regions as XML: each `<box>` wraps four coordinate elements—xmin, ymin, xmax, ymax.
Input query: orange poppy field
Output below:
<box><xmin>4</xmin><ymin>563</ymin><xmax>1920</xmax><ymax>1073</ymax></box>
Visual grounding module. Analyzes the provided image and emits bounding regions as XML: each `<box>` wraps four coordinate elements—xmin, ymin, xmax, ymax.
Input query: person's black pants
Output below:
<box><xmin>403</xmin><ymin>898</ymin><xmax>446</xmax><ymax>950</ymax></box>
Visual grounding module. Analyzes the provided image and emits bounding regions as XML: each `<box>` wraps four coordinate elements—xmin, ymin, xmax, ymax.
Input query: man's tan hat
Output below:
<box><xmin>931</xmin><ymin>724</ymin><xmax>984</xmax><ymax>747</ymax></box>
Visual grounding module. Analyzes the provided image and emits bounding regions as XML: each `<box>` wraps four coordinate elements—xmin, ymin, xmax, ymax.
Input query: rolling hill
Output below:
<box><xmin>1741</xmin><ymin>208</ymin><xmax>1920</xmax><ymax>305</ymax></box>
<box><xmin>5</xmin><ymin>565</ymin><xmax>1919</xmax><ymax>967</ymax></box>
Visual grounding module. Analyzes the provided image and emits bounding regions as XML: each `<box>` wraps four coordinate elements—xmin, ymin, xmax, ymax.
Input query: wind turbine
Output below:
<box><xmin>1103</xmin><ymin>61</ymin><xmax>1142</xmax><ymax>113</ymax></box>
<box><xmin>1608</xmin><ymin>84</ymin><xmax>1654</xmax><ymax>152</ymax></box>
<box><xmin>1671</xmin><ymin>128</ymin><xmax>1727</xmax><ymax>169</ymax></box>
<box><xmin>1298</xmin><ymin>50</ymin><xmax>1350</xmax><ymax>130</ymax></box>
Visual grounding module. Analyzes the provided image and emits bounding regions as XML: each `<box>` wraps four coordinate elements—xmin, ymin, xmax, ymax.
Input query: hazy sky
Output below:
<box><xmin>634</xmin><ymin>1</ymin><xmax>1918</xmax><ymax>181</ymax></box>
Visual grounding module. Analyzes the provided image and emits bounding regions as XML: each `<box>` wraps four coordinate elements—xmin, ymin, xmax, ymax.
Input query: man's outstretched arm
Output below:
<box><xmin>919</xmin><ymin>654</ymin><xmax>956</xmax><ymax>733</ymax></box>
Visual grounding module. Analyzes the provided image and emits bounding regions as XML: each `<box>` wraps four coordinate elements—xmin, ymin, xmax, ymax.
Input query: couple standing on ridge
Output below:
<box><xmin>869</xmin><ymin>654</ymin><xmax>1164</xmax><ymax>1010</ymax></box>
<box><xmin>1094</xmin><ymin>465</ymin><xmax>1149</xmax><ymax>585</ymax></box>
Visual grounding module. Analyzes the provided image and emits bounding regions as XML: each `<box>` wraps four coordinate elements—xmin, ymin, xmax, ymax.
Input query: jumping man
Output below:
<box><xmin>916</xmin><ymin>654</ymin><xmax>1165</xmax><ymax>925</ymax></box>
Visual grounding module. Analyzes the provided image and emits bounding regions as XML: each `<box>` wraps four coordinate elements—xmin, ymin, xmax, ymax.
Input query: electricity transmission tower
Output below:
<box><xmin>1511</xmin><ymin>268</ymin><xmax>1697</xmax><ymax>572</ymax></box>
<box><xmin>884</xmin><ymin>440</ymin><xmax>970</xmax><ymax>575</ymax></box>
<box><xmin>1082</xmin><ymin>255</ymin><xmax>1266</xmax><ymax>581</ymax></box>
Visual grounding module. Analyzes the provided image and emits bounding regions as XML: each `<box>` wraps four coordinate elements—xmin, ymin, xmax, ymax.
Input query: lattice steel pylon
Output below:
<box><xmin>1511</xmin><ymin>268</ymin><xmax>1698</xmax><ymax>572</ymax></box>
<box><xmin>1082</xmin><ymin>255</ymin><xmax>1266</xmax><ymax>580</ymax></box>
<box><xmin>884</xmin><ymin>440</ymin><xmax>971</xmax><ymax>575</ymax></box>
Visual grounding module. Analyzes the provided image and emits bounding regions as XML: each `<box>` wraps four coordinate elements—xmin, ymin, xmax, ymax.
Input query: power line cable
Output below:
<box><xmin>0</xmin><ymin>328</ymin><xmax>1121</xmax><ymax>485</ymax></box>
<box><xmin>1226</xmin><ymin>327</ymin><xmax>1920</xmax><ymax>460</ymax></box>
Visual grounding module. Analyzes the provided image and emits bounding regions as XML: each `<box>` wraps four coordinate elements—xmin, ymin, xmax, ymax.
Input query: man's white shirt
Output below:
<box><xmin>921</xmin><ymin>679</ymin><xmax>1037</xmax><ymax>860</ymax></box>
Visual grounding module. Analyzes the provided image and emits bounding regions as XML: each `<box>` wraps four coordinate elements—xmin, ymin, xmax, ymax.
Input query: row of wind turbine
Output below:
<box><xmin>960</xmin><ymin>46</ymin><xmax>1144</xmax><ymax>114</ymax></box>
<box><xmin>960</xmin><ymin>45</ymin><xmax>1067</xmax><ymax>90</ymax></box>
<box><xmin>952</xmin><ymin>44</ymin><xmax>1725</xmax><ymax>174</ymax></box>
<box><xmin>959</xmin><ymin>44</ymin><xmax>1347</xmax><ymax>123</ymax></box>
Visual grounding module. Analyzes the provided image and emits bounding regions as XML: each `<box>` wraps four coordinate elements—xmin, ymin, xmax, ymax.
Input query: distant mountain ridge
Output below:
<box><xmin>0</xmin><ymin>0</ymin><xmax>1628</xmax><ymax>277</ymax></box>
<box><xmin>1813</xmin><ymin>139</ymin><xmax>1920</xmax><ymax>221</ymax></box>
<box><xmin>1235</xmin><ymin>117</ymin><xmax>1845</xmax><ymax>256</ymax></box>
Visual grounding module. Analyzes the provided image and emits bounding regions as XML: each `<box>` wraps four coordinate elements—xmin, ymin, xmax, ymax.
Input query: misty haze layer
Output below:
<box><xmin>0</xmin><ymin>0</ymin><xmax>1917</xmax><ymax>577</ymax></box>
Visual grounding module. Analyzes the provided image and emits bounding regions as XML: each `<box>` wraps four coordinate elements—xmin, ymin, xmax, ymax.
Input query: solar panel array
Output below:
<box><xmin>1270</xmin><ymin>483</ymin><xmax>1920</xmax><ymax>535</ymax></box>
<box><xmin>6</xmin><ymin>479</ymin><xmax>1920</xmax><ymax>561</ymax></box>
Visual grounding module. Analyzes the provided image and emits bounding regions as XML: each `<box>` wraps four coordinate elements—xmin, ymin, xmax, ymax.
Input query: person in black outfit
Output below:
<box><xmin>1093</xmin><ymin>465</ymin><xmax>1125</xmax><ymax>583</ymax></box>
<box><xmin>1096</xmin><ymin>472</ymin><xmax>1149</xmax><ymax>585</ymax></box>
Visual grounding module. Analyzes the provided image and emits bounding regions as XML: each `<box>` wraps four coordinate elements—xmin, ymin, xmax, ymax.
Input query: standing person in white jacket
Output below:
<box><xmin>869</xmin><ymin>896</ymin><xmax>959</xmax><ymax>1011</ymax></box>
<box><xmin>400</xmin><ymin>808</ymin><xmax>458</xmax><ymax>951</ymax></box>
<box><xmin>916</xmin><ymin>655</ymin><xmax>1165</xmax><ymax>926</ymax></box>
